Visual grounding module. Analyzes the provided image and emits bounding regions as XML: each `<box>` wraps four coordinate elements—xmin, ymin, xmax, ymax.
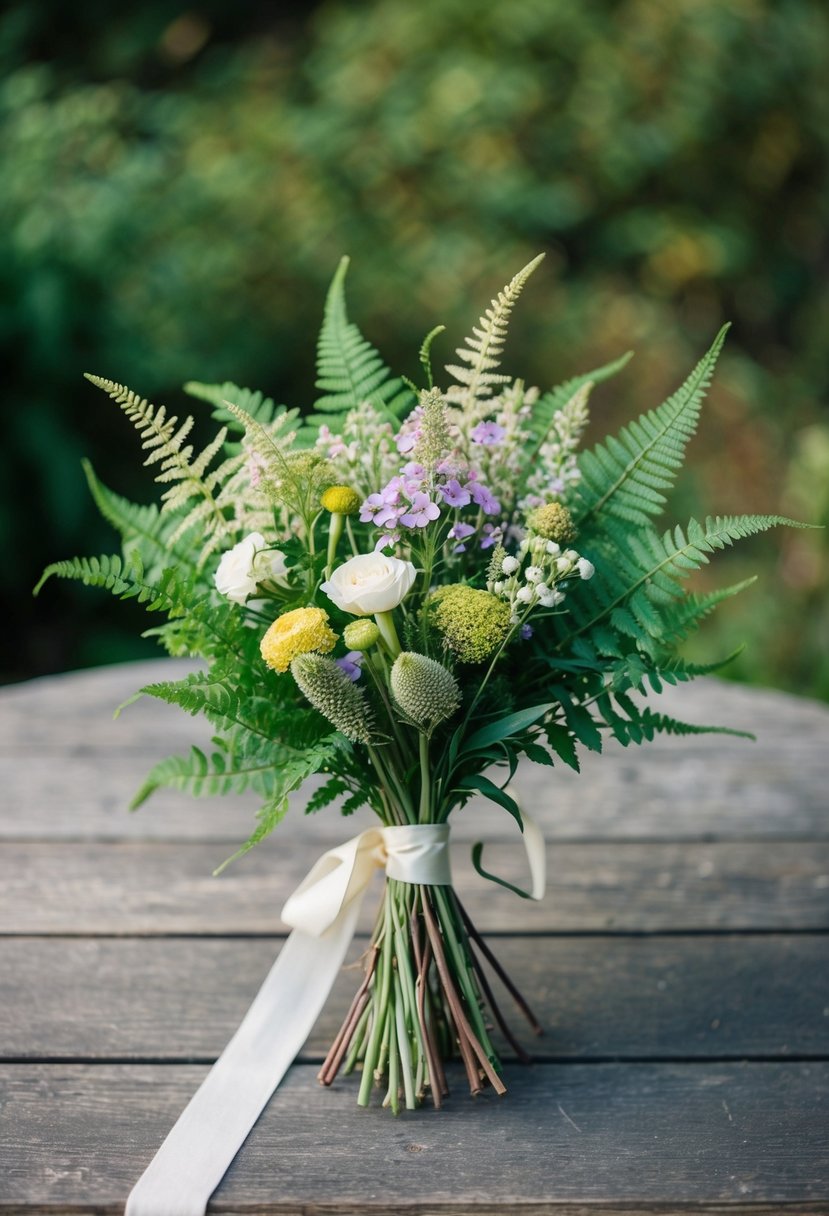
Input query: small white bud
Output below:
<box><xmin>577</xmin><ymin>558</ymin><xmax>595</xmax><ymax>580</ymax></box>
<box><xmin>555</xmin><ymin>556</ymin><xmax>572</xmax><ymax>574</ymax></box>
<box><xmin>546</xmin><ymin>541</ymin><xmax>561</xmax><ymax>557</ymax></box>
<box><xmin>501</xmin><ymin>556</ymin><xmax>520</xmax><ymax>575</ymax></box>
<box><xmin>516</xmin><ymin>585</ymin><xmax>534</xmax><ymax>604</ymax></box>
<box><xmin>525</xmin><ymin>565</ymin><xmax>543</xmax><ymax>583</ymax></box>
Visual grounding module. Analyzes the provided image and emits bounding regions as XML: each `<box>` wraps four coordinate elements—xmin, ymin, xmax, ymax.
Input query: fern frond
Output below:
<box><xmin>140</xmin><ymin>669</ymin><xmax>328</xmax><ymax>749</ymax></box>
<box><xmin>33</xmin><ymin>553</ymin><xmax>138</xmax><ymax>600</ymax></box>
<box><xmin>311</xmin><ymin>256</ymin><xmax>413</xmax><ymax>428</ymax></box>
<box><xmin>184</xmin><ymin>380</ymin><xmax>279</xmax><ymax>431</ymax></box>
<box><xmin>84</xmin><ymin>374</ymin><xmax>244</xmax><ymax>565</ymax></box>
<box><xmin>574</xmin><ymin>326</ymin><xmax>730</xmax><ymax>530</ymax></box>
<box><xmin>598</xmin><ymin>699</ymin><xmax>754</xmax><ymax>746</ymax></box>
<box><xmin>445</xmin><ymin>254</ymin><xmax>545</xmax><ymax>408</ymax></box>
<box><xmin>81</xmin><ymin>459</ymin><xmax>196</xmax><ymax>575</ymax></box>
<box><xmin>562</xmin><ymin>515</ymin><xmax>803</xmax><ymax>652</ymax></box>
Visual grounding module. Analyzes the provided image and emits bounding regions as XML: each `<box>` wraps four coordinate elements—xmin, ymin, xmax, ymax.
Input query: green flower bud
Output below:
<box><xmin>428</xmin><ymin>584</ymin><xmax>511</xmax><ymax>664</ymax></box>
<box><xmin>343</xmin><ymin>619</ymin><xmax>381</xmax><ymax>652</ymax></box>
<box><xmin>390</xmin><ymin>652</ymin><xmax>461</xmax><ymax>731</ymax></box>
<box><xmin>527</xmin><ymin>502</ymin><xmax>577</xmax><ymax>544</ymax></box>
<box><xmin>291</xmin><ymin>653</ymin><xmax>374</xmax><ymax>743</ymax></box>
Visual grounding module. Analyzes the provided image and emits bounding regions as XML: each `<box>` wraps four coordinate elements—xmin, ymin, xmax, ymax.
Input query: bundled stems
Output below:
<box><xmin>319</xmin><ymin>878</ymin><xmax>538</xmax><ymax>1110</ymax></box>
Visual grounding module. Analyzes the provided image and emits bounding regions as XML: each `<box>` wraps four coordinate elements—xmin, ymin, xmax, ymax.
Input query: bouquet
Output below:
<box><xmin>38</xmin><ymin>255</ymin><xmax>799</xmax><ymax>1118</ymax></box>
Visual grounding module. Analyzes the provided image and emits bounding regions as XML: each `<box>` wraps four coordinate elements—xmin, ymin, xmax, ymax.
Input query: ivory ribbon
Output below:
<box><xmin>125</xmin><ymin>816</ymin><xmax>544</xmax><ymax>1216</ymax></box>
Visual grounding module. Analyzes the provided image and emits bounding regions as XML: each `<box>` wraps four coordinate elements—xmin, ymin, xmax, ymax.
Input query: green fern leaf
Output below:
<box><xmin>81</xmin><ymin>459</ymin><xmax>196</xmax><ymax>576</ymax></box>
<box><xmin>562</xmin><ymin>515</ymin><xmax>804</xmax><ymax>651</ymax></box>
<box><xmin>184</xmin><ymin>380</ymin><xmax>279</xmax><ymax>430</ymax></box>
<box><xmin>575</xmin><ymin>326</ymin><xmax>730</xmax><ymax>529</ymax></box>
<box><xmin>311</xmin><ymin>256</ymin><xmax>413</xmax><ymax>425</ymax></box>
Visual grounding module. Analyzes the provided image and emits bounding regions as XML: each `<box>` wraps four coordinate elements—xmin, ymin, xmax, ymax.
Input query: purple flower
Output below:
<box><xmin>440</xmin><ymin>478</ymin><xmax>472</xmax><ymax>508</ymax></box>
<box><xmin>375</xmin><ymin>531</ymin><xmax>400</xmax><ymax>551</ymax></box>
<box><xmin>480</xmin><ymin>522</ymin><xmax>503</xmax><ymax>550</ymax></box>
<box><xmin>399</xmin><ymin>492</ymin><xmax>441</xmax><ymax>529</ymax></box>
<box><xmin>448</xmin><ymin>520</ymin><xmax>476</xmax><ymax>554</ymax></box>
<box><xmin>471</xmin><ymin>421</ymin><xmax>506</xmax><ymax>446</ymax></box>
<box><xmin>468</xmin><ymin>481</ymin><xmax>501</xmax><ymax>515</ymax></box>
<box><xmin>520</xmin><ymin>624</ymin><xmax>533</xmax><ymax>641</ymax></box>
<box><xmin>360</xmin><ymin>493</ymin><xmax>400</xmax><ymax>528</ymax></box>
<box><xmin>335</xmin><ymin>652</ymin><xmax>364</xmax><ymax>682</ymax></box>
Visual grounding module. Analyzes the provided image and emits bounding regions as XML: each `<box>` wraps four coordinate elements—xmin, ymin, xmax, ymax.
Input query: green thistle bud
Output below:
<box><xmin>427</xmin><ymin>584</ymin><xmax>511</xmax><ymax>664</ymax></box>
<box><xmin>390</xmin><ymin>652</ymin><xmax>461</xmax><ymax>731</ymax></box>
<box><xmin>527</xmin><ymin>502</ymin><xmax>577</xmax><ymax>544</ymax></box>
<box><xmin>343</xmin><ymin>619</ymin><xmax>381</xmax><ymax>652</ymax></box>
<box><xmin>320</xmin><ymin>485</ymin><xmax>362</xmax><ymax>516</ymax></box>
<box><xmin>290</xmin><ymin>653</ymin><xmax>374</xmax><ymax>744</ymax></box>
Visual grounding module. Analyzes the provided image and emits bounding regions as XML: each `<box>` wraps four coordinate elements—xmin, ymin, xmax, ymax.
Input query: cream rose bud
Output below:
<box><xmin>321</xmin><ymin>552</ymin><xmax>417</xmax><ymax>616</ymax></box>
<box><xmin>214</xmin><ymin>532</ymin><xmax>288</xmax><ymax>604</ymax></box>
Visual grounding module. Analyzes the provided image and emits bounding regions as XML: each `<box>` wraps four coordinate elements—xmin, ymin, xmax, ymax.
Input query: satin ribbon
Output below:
<box><xmin>125</xmin><ymin>815</ymin><xmax>544</xmax><ymax>1216</ymax></box>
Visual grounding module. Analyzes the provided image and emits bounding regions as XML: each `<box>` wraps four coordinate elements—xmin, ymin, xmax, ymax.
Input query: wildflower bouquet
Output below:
<box><xmin>38</xmin><ymin>255</ymin><xmax>797</xmax><ymax>1125</ymax></box>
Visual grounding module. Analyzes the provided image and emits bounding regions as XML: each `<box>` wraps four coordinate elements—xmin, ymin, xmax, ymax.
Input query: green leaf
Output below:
<box><xmin>455</xmin><ymin>774</ymin><xmax>523</xmax><ymax>830</ymax></box>
<box><xmin>462</xmin><ymin>703</ymin><xmax>554</xmax><ymax>755</ymax></box>
<box><xmin>575</xmin><ymin>327</ymin><xmax>729</xmax><ymax>529</ymax></box>
<box><xmin>311</xmin><ymin>255</ymin><xmax>413</xmax><ymax>423</ymax></box>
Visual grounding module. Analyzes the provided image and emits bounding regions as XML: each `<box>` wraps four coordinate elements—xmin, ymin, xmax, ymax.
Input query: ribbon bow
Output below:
<box><xmin>126</xmin><ymin>815</ymin><xmax>544</xmax><ymax>1216</ymax></box>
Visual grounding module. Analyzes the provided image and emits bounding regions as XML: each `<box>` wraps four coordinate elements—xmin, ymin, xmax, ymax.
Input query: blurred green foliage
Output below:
<box><xmin>2</xmin><ymin>0</ymin><xmax>827</xmax><ymax>695</ymax></box>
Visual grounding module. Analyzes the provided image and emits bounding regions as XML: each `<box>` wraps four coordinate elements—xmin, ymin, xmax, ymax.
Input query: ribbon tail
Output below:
<box><xmin>125</xmin><ymin>901</ymin><xmax>362</xmax><ymax>1216</ymax></box>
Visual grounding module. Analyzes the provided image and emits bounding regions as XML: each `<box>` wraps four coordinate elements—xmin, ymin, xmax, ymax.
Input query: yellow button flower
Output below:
<box><xmin>260</xmin><ymin>607</ymin><xmax>337</xmax><ymax>674</ymax></box>
<box><xmin>320</xmin><ymin>485</ymin><xmax>362</xmax><ymax>516</ymax></box>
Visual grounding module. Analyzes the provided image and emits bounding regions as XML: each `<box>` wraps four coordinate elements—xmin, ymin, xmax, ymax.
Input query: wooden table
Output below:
<box><xmin>1</xmin><ymin>660</ymin><xmax>828</xmax><ymax>1214</ymax></box>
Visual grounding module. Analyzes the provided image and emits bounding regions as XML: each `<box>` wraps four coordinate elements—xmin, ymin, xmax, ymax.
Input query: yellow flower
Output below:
<box><xmin>320</xmin><ymin>485</ymin><xmax>362</xmax><ymax>516</ymax></box>
<box><xmin>260</xmin><ymin>607</ymin><xmax>337</xmax><ymax>674</ymax></box>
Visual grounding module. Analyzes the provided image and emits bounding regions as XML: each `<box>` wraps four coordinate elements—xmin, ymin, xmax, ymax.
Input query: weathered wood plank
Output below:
<box><xmin>2</xmin><ymin>661</ymin><xmax>827</xmax><ymax>843</ymax></box>
<box><xmin>3</xmin><ymin>840</ymin><xmax>828</xmax><ymax>935</ymax></box>
<box><xmin>1</xmin><ymin>1062</ymin><xmax>827</xmax><ymax>1211</ymax></box>
<box><xmin>2</xmin><ymin>934</ymin><xmax>826</xmax><ymax>1062</ymax></box>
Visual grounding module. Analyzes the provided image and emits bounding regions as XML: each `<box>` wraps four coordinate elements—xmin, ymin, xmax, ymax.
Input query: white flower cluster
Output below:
<box><xmin>487</xmin><ymin>536</ymin><xmax>594</xmax><ymax>624</ymax></box>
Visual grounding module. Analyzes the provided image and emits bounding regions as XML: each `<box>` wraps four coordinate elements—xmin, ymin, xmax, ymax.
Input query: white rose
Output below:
<box><xmin>214</xmin><ymin>532</ymin><xmax>288</xmax><ymax>604</ymax></box>
<box><xmin>321</xmin><ymin>552</ymin><xmax>417</xmax><ymax>616</ymax></box>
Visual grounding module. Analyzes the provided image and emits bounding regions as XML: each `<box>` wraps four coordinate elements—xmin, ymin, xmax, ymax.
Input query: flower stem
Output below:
<box><xmin>418</xmin><ymin>732</ymin><xmax>431</xmax><ymax>823</ymax></box>
<box><xmin>375</xmin><ymin>610</ymin><xmax>402</xmax><ymax>658</ymax></box>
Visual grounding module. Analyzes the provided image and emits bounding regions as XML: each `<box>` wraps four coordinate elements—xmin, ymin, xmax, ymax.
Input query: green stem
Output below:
<box><xmin>375</xmin><ymin>610</ymin><xmax>403</xmax><ymax>658</ymax></box>
<box><xmin>325</xmin><ymin>513</ymin><xmax>344</xmax><ymax>579</ymax></box>
<box><xmin>358</xmin><ymin>892</ymin><xmax>393</xmax><ymax>1107</ymax></box>
<box><xmin>418</xmin><ymin>732</ymin><xmax>431</xmax><ymax>823</ymax></box>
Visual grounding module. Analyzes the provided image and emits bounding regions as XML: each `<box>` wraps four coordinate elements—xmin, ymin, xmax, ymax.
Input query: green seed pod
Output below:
<box><xmin>290</xmin><ymin>653</ymin><xmax>374</xmax><ymax>744</ymax></box>
<box><xmin>390</xmin><ymin>651</ymin><xmax>461</xmax><ymax>731</ymax></box>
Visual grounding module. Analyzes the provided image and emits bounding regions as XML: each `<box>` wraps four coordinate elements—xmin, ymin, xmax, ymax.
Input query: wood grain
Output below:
<box><xmin>3</xmin><ymin>839</ymin><xmax>828</xmax><ymax>935</ymax></box>
<box><xmin>2</xmin><ymin>934</ymin><xmax>827</xmax><ymax>1062</ymax></box>
<box><xmin>1</xmin><ymin>1062</ymin><xmax>827</xmax><ymax>1211</ymax></box>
